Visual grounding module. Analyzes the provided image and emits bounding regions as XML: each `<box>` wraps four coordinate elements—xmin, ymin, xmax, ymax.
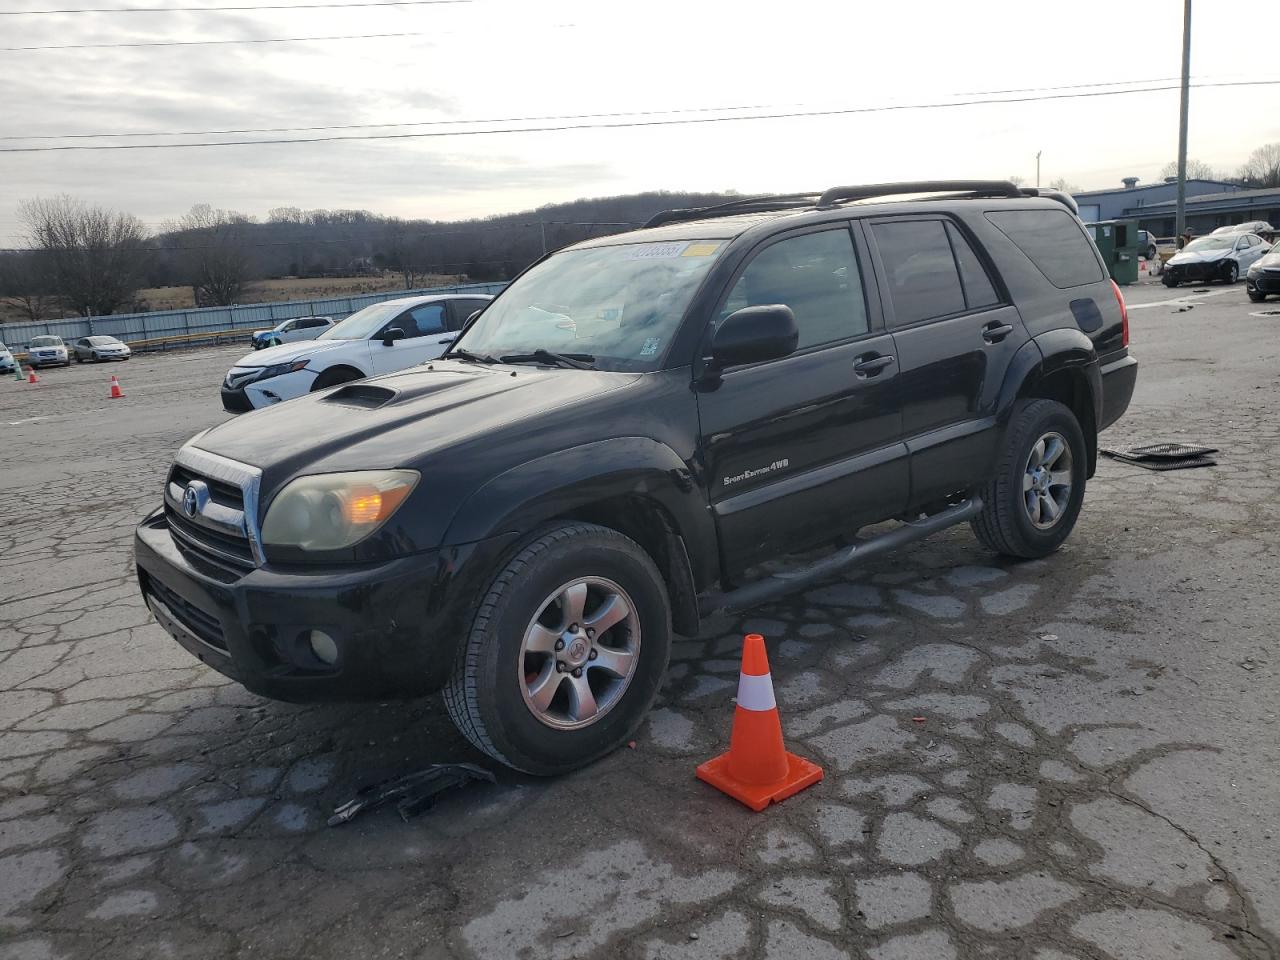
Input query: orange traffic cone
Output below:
<box><xmin>696</xmin><ymin>633</ymin><xmax>823</xmax><ymax>811</ymax></box>
<box><xmin>108</xmin><ymin>375</ymin><xmax>125</xmax><ymax>399</ymax></box>
<box><xmin>26</xmin><ymin>366</ymin><xmax>38</xmax><ymax>384</ymax></box>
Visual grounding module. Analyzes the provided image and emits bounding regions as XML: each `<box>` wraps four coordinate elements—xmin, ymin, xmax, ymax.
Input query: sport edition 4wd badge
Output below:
<box><xmin>723</xmin><ymin>458</ymin><xmax>790</xmax><ymax>487</ymax></box>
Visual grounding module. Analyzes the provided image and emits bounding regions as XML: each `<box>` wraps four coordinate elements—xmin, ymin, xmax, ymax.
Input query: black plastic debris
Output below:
<box><xmin>328</xmin><ymin>762</ymin><xmax>495</xmax><ymax>826</ymax></box>
<box><xmin>1100</xmin><ymin>442</ymin><xmax>1218</xmax><ymax>471</ymax></box>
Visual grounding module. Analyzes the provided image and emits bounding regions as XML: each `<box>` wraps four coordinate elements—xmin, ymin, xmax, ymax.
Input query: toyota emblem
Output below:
<box><xmin>182</xmin><ymin>479</ymin><xmax>209</xmax><ymax>519</ymax></box>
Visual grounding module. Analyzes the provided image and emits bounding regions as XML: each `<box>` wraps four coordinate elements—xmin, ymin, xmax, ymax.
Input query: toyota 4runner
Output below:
<box><xmin>135</xmin><ymin>180</ymin><xmax>1137</xmax><ymax>775</ymax></box>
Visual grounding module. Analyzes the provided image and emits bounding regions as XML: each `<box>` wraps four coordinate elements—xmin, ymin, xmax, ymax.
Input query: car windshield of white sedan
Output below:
<box><xmin>31</xmin><ymin>336</ymin><xmax>62</xmax><ymax>347</ymax></box>
<box><xmin>87</xmin><ymin>336</ymin><xmax>118</xmax><ymax>346</ymax></box>
<box><xmin>455</xmin><ymin>239</ymin><xmax>725</xmax><ymax>371</ymax></box>
<box><xmin>1184</xmin><ymin>237</ymin><xmax>1233</xmax><ymax>252</ymax></box>
<box><xmin>316</xmin><ymin>301</ymin><xmax>406</xmax><ymax>341</ymax></box>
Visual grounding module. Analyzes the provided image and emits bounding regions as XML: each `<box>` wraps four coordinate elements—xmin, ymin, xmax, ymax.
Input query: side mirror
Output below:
<box><xmin>381</xmin><ymin>327</ymin><xmax>405</xmax><ymax>346</ymax></box>
<box><xmin>709</xmin><ymin>305</ymin><xmax>798</xmax><ymax>370</ymax></box>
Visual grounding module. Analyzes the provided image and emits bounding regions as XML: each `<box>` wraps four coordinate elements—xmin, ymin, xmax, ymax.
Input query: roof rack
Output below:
<box><xmin>641</xmin><ymin>179</ymin><xmax>1073</xmax><ymax>230</ymax></box>
<box><xmin>642</xmin><ymin>192</ymin><xmax>821</xmax><ymax>229</ymax></box>
<box><xmin>816</xmin><ymin>180</ymin><xmax>1022</xmax><ymax>207</ymax></box>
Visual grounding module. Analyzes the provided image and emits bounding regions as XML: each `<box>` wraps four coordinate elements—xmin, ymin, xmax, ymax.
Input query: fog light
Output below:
<box><xmin>307</xmin><ymin>629</ymin><xmax>339</xmax><ymax>665</ymax></box>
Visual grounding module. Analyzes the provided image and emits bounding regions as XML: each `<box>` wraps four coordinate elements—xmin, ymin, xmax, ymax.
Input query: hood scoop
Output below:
<box><xmin>322</xmin><ymin>383</ymin><xmax>397</xmax><ymax>409</ymax></box>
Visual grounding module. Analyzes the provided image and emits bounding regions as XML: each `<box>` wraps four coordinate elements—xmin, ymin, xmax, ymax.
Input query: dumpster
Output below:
<box><xmin>1086</xmin><ymin>219</ymin><xmax>1141</xmax><ymax>285</ymax></box>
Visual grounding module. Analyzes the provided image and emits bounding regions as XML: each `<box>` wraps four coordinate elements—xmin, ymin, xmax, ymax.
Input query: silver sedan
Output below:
<box><xmin>72</xmin><ymin>335</ymin><xmax>132</xmax><ymax>363</ymax></box>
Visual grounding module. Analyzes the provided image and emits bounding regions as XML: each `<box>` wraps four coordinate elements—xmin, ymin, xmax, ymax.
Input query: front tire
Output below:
<box><xmin>309</xmin><ymin>366</ymin><xmax>364</xmax><ymax>390</ymax></box>
<box><xmin>1223</xmin><ymin>261</ymin><xmax>1239</xmax><ymax>284</ymax></box>
<box><xmin>444</xmin><ymin>522</ymin><xmax>671</xmax><ymax>775</ymax></box>
<box><xmin>1163</xmin><ymin>273</ymin><xmax>1179</xmax><ymax>288</ymax></box>
<box><xmin>1248</xmin><ymin>287</ymin><xmax>1266</xmax><ymax>303</ymax></box>
<box><xmin>971</xmin><ymin>399</ymin><xmax>1087</xmax><ymax>559</ymax></box>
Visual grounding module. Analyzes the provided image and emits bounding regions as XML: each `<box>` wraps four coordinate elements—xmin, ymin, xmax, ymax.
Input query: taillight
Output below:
<box><xmin>1110</xmin><ymin>279</ymin><xmax>1129</xmax><ymax>347</ymax></box>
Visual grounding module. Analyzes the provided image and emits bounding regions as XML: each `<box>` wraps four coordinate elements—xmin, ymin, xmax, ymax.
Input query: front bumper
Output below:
<box><xmin>135</xmin><ymin>509</ymin><xmax>513</xmax><ymax>701</ymax></box>
<box><xmin>1247</xmin><ymin>272</ymin><xmax>1280</xmax><ymax>295</ymax></box>
<box><xmin>30</xmin><ymin>353</ymin><xmax>67</xmax><ymax>366</ymax></box>
<box><xmin>1165</xmin><ymin>259</ymin><xmax>1232</xmax><ymax>283</ymax></box>
<box><xmin>221</xmin><ymin>369</ymin><xmax>315</xmax><ymax>413</ymax></box>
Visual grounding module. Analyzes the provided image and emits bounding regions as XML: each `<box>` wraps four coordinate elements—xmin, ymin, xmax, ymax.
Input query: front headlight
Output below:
<box><xmin>261</xmin><ymin>470</ymin><xmax>419</xmax><ymax>551</ymax></box>
<box><xmin>257</xmin><ymin>359</ymin><xmax>309</xmax><ymax>381</ymax></box>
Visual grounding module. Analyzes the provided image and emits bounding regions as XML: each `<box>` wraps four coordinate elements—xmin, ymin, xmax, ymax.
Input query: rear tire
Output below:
<box><xmin>971</xmin><ymin>399</ymin><xmax>1087</xmax><ymax>559</ymax></box>
<box><xmin>443</xmin><ymin>522</ymin><xmax>671</xmax><ymax>775</ymax></box>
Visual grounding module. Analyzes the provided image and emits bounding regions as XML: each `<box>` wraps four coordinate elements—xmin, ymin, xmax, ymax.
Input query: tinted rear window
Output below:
<box><xmin>985</xmin><ymin>209</ymin><xmax>1105</xmax><ymax>288</ymax></box>
<box><xmin>871</xmin><ymin>219</ymin><xmax>966</xmax><ymax>326</ymax></box>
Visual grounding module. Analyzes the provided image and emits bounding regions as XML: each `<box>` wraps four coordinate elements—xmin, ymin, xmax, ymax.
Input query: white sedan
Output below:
<box><xmin>1163</xmin><ymin>233</ymin><xmax>1271</xmax><ymax>286</ymax></box>
<box><xmin>250</xmin><ymin>315</ymin><xmax>334</xmax><ymax>350</ymax></box>
<box><xmin>220</xmin><ymin>293</ymin><xmax>492</xmax><ymax>412</ymax></box>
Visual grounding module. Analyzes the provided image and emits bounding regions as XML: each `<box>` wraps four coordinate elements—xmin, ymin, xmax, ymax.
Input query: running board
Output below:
<box><xmin>697</xmin><ymin>498</ymin><xmax>983</xmax><ymax>617</ymax></box>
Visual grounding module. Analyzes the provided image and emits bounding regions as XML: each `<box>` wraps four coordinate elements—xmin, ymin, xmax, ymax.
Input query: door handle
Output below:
<box><xmin>982</xmin><ymin>321</ymin><xmax>1014</xmax><ymax>344</ymax></box>
<box><xmin>853</xmin><ymin>354</ymin><xmax>895</xmax><ymax>378</ymax></box>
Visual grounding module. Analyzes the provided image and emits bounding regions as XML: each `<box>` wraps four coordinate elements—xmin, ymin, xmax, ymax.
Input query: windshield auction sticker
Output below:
<box><xmin>626</xmin><ymin>241</ymin><xmax>691</xmax><ymax>260</ymax></box>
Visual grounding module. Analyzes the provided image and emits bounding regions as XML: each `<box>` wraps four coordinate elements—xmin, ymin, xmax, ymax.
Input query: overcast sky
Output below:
<box><xmin>2</xmin><ymin>0</ymin><xmax>1278</xmax><ymax>245</ymax></box>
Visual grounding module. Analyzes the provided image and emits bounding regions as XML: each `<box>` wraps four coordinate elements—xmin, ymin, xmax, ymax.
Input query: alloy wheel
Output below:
<box><xmin>518</xmin><ymin>576</ymin><xmax>641</xmax><ymax>730</ymax></box>
<box><xmin>1023</xmin><ymin>431</ymin><xmax>1073</xmax><ymax>529</ymax></box>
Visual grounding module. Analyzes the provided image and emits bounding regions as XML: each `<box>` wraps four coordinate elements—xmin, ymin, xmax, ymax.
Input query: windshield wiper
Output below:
<box><xmin>499</xmin><ymin>349</ymin><xmax>596</xmax><ymax>370</ymax></box>
<box><xmin>446</xmin><ymin>347</ymin><xmax>500</xmax><ymax>364</ymax></box>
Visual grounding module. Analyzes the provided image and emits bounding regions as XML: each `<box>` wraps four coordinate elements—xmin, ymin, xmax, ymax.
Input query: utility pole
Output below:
<box><xmin>539</xmin><ymin>218</ymin><xmax>547</xmax><ymax>256</ymax></box>
<box><xmin>1176</xmin><ymin>0</ymin><xmax>1192</xmax><ymax>238</ymax></box>
<box><xmin>1036</xmin><ymin>151</ymin><xmax>1042</xmax><ymax>188</ymax></box>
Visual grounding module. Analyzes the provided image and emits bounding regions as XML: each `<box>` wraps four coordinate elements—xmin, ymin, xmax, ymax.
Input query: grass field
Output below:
<box><xmin>1</xmin><ymin>272</ymin><xmax>467</xmax><ymax>324</ymax></box>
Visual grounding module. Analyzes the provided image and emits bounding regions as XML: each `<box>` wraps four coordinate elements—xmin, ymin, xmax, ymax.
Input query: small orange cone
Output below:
<box><xmin>108</xmin><ymin>375</ymin><xmax>125</xmax><ymax>399</ymax></box>
<box><xmin>696</xmin><ymin>633</ymin><xmax>823</xmax><ymax>811</ymax></box>
<box><xmin>26</xmin><ymin>366</ymin><xmax>38</xmax><ymax>384</ymax></box>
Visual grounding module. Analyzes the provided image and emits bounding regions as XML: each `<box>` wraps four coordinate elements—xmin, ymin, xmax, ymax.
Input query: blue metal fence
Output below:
<box><xmin>1</xmin><ymin>281</ymin><xmax>507</xmax><ymax>352</ymax></box>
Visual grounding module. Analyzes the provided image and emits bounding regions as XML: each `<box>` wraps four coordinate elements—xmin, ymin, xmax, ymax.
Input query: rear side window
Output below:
<box><xmin>720</xmin><ymin>228</ymin><xmax>869</xmax><ymax>350</ymax></box>
<box><xmin>945</xmin><ymin>223</ymin><xmax>1000</xmax><ymax>309</ymax></box>
<box><xmin>985</xmin><ymin>209</ymin><xmax>1105</xmax><ymax>288</ymax></box>
<box><xmin>871</xmin><ymin>220</ymin><xmax>966</xmax><ymax>326</ymax></box>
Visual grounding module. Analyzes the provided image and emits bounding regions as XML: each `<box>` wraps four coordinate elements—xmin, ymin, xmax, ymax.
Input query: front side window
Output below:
<box><xmin>456</xmin><ymin>239</ymin><xmax>727</xmax><ymax>371</ymax></box>
<box><xmin>718</xmin><ymin>228</ymin><xmax>868</xmax><ymax>349</ymax></box>
<box><xmin>872</xmin><ymin>220</ymin><xmax>966</xmax><ymax>326</ymax></box>
<box><xmin>404</xmin><ymin>303</ymin><xmax>446</xmax><ymax>337</ymax></box>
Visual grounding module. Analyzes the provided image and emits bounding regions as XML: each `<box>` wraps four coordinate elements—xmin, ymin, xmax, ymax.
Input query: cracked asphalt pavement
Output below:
<box><xmin>2</xmin><ymin>282</ymin><xmax>1279</xmax><ymax>959</ymax></box>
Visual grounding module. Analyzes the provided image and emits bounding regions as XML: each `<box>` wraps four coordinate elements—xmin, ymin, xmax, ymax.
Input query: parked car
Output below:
<box><xmin>1211</xmin><ymin>221</ymin><xmax>1274</xmax><ymax>236</ymax></box>
<box><xmin>0</xmin><ymin>342</ymin><xmax>15</xmax><ymax>375</ymax></box>
<box><xmin>1162</xmin><ymin>233</ymin><xmax>1271</xmax><ymax>286</ymax></box>
<box><xmin>27</xmin><ymin>335</ymin><xmax>69</xmax><ymax>367</ymax></box>
<box><xmin>251</xmin><ymin>316</ymin><xmax>334</xmax><ymax>350</ymax></box>
<box><xmin>73</xmin><ymin>335</ymin><xmax>132</xmax><ymax>363</ymax></box>
<box><xmin>137</xmin><ymin>180</ymin><xmax>1136</xmax><ymax>775</ymax></box>
<box><xmin>1246</xmin><ymin>244</ymin><xmax>1280</xmax><ymax>302</ymax></box>
<box><xmin>220</xmin><ymin>294</ymin><xmax>492</xmax><ymax>412</ymax></box>
<box><xmin>1137</xmin><ymin>229</ymin><xmax>1159</xmax><ymax>261</ymax></box>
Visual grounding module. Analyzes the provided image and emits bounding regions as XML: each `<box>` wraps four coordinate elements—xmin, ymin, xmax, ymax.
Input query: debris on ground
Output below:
<box><xmin>328</xmin><ymin>762</ymin><xmax>495</xmax><ymax>826</ymax></box>
<box><xmin>1100</xmin><ymin>442</ymin><xmax>1218</xmax><ymax>471</ymax></box>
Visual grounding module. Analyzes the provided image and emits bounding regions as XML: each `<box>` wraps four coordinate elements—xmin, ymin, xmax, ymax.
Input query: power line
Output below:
<box><xmin>0</xmin><ymin>103</ymin><xmax>782</xmax><ymax>141</ymax></box>
<box><xmin>2</xmin><ymin>80</ymin><xmax>1278</xmax><ymax>154</ymax></box>
<box><xmin>0</xmin><ymin>0</ymin><xmax>469</xmax><ymax>14</ymax></box>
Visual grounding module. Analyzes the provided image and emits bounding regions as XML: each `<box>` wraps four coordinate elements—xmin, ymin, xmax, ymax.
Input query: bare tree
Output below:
<box><xmin>1159</xmin><ymin>158</ymin><xmax>1220</xmax><ymax>181</ymax></box>
<box><xmin>1006</xmin><ymin>175</ymin><xmax>1025</xmax><ymax>187</ymax></box>
<box><xmin>18</xmin><ymin>195</ymin><xmax>150</xmax><ymax>316</ymax></box>
<box><xmin>381</xmin><ymin>218</ymin><xmax>428</xmax><ymax>289</ymax></box>
<box><xmin>165</xmin><ymin>204</ymin><xmax>254</xmax><ymax>306</ymax></box>
<box><xmin>1238</xmin><ymin>143</ymin><xmax>1280</xmax><ymax>188</ymax></box>
<box><xmin>1048</xmin><ymin>176</ymin><xmax>1080</xmax><ymax>193</ymax></box>
<box><xmin>0</xmin><ymin>251</ymin><xmax>59</xmax><ymax>321</ymax></box>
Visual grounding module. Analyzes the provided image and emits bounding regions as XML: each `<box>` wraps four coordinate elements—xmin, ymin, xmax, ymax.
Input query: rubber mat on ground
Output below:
<box><xmin>1100</xmin><ymin>442</ymin><xmax>1218</xmax><ymax>471</ymax></box>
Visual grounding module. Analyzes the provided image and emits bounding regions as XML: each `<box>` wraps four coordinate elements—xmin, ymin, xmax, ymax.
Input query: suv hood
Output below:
<box><xmin>233</xmin><ymin>338</ymin><xmax>356</xmax><ymax>367</ymax></box>
<box><xmin>193</xmin><ymin>361</ymin><xmax>639</xmax><ymax>489</ymax></box>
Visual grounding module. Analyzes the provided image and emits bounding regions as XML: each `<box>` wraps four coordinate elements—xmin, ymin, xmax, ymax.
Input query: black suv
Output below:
<box><xmin>135</xmin><ymin>180</ymin><xmax>1137</xmax><ymax>775</ymax></box>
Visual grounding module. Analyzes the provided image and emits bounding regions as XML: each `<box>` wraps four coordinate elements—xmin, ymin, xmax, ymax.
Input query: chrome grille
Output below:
<box><xmin>163</xmin><ymin>445</ymin><xmax>264</xmax><ymax>568</ymax></box>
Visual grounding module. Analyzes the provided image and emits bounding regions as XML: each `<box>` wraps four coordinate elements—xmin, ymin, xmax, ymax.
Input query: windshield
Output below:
<box><xmin>31</xmin><ymin>336</ymin><xmax>62</xmax><ymax>347</ymax></box>
<box><xmin>317</xmin><ymin>301</ymin><xmax>407</xmax><ymax>341</ymax></box>
<box><xmin>454</xmin><ymin>239</ymin><xmax>726</xmax><ymax>371</ymax></box>
<box><xmin>87</xmin><ymin>336</ymin><xmax>118</xmax><ymax>345</ymax></box>
<box><xmin>1184</xmin><ymin>237</ymin><xmax>1233</xmax><ymax>252</ymax></box>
